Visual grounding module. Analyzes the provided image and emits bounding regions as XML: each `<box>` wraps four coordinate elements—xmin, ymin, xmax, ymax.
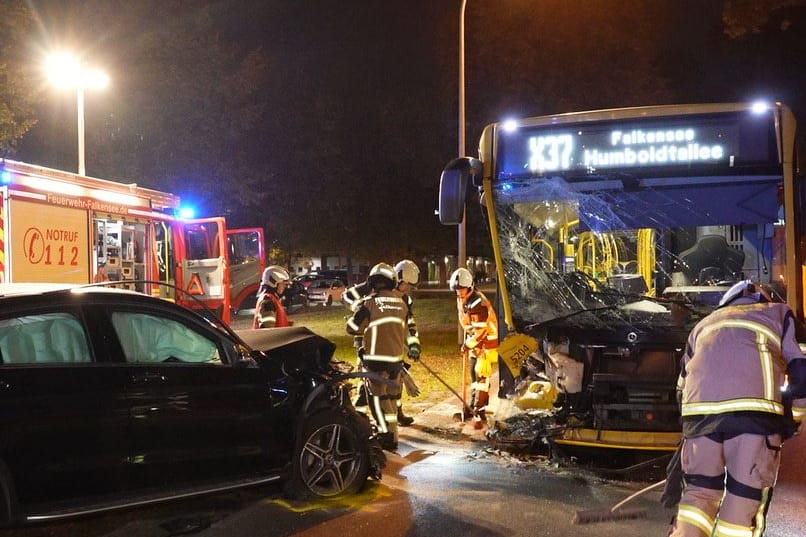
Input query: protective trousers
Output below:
<box><xmin>365</xmin><ymin>369</ymin><xmax>402</xmax><ymax>443</ymax></box>
<box><xmin>470</xmin><ymin>348</ymin><xmax>497</xmax><ymax>417</ymax></box>
<box><xmin>670</xmin><ymin>433</ymin><xmax>781</xmax><ymax>537</ymax></box>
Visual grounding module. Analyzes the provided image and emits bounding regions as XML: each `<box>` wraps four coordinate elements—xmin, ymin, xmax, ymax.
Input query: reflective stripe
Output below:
<box><xmin>699</xmin><ymin>319</ymin><xmax>781</xmax><ymax>349</ymax></box>
<box><xmin>714</xmin><ymin>519</ymin><xmax>754</xmax><ymax>537</ymax></box>
<box><xmin>471</xmin><ymin>321</ymin><xmax>487</xmax><ymax>328</ymax></box>
<box><xmin>756</xmin><ymin>331</ymin><xmax>775</xmax><ymax>401</ymax></box>
<box><xmin>682</xmin><ymin>398</ymin><xmax>784</xmax><ymax>416</ymax></box>
<box><xmin>752</xmin><ymin>487</ymin><xmax>772</xmax><ymax>537</ymax></box>
<box><xmin>372</xmin><ymin>397</ymin><xmax>387</xmax><ymax>433</ymax></box>
<box><xmin>347</xmin><ymin>317</ymin><xmax>360</xmax><ymax>331</ymax></box>
<box><xmin>363</xmin><ymin>354</ymin><xmax>403</xmax><ymax>363</ymax></box>
<box><xmin>468</xmin><ymin>297</ymin><xmax>482</xmax><ymax>309</ymax></box>
<box><xmin>367</xmin><ymin>317</ymin><xmax>406</xmax><ymax>329</ymax></box>
<box><xmin>677</xmin><ymin>504</ymin><xmax>715</xmax><ymax>536</ymax></box>
<box><xmin>793</xmin><ymin>406</ymin><xmax>805</xmax><ymax>422</ymax></box>
<box><xmin>406</xmin><ymin>335</ymin><xmax>420</xmax><ymax>346</ymax></box>
<box><xmin>384</xmin><ymin>414</ymin><xmax>398</xmax><ymax>423</ymax></box>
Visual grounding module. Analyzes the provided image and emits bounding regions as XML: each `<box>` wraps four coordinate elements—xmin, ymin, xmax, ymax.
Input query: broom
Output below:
<box><xmin>573</xmin><ymin>478</ymin><xmax>666</xmax><ymax>524</ymax></box>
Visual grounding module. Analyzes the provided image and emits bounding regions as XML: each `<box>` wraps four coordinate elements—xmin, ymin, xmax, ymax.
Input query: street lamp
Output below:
<box><xmin>46</xmin><ymin>53</ymin><xmax>109</xmax><ymax>176</ymax></box>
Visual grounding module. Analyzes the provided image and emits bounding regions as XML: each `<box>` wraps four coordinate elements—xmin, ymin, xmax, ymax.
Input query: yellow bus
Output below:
<box><xmin>439</xmin><ymin>102</ymin><xmax>802</xmax><ymax>451</ymax></box>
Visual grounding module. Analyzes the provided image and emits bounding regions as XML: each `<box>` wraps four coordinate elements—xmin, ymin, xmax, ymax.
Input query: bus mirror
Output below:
<box><xmin>438</xmin><ymin>157</ymin><xmax>482</xmax><ymax>225</ymax></box>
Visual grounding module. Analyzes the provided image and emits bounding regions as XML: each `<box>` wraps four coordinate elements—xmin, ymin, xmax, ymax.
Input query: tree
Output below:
<box><xmin>0</xmin><ymin>0</ymin><xmax>40</xmax><ymax>154</ymax></box>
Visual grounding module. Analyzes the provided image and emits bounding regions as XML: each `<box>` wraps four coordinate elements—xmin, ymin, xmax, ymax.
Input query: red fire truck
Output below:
<box><xmin>0</xmin><ymin>159</ymin><xmax>265</xmax><ymax>323</ymax></box>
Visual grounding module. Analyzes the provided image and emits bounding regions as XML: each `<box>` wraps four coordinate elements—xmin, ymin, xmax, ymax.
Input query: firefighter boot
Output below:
<box><xmin>378</xmin><ymin>432</ymin><xmax>398</xmax><ymax>452</ymax></box>
<box><xmin>397</xmin><ymin>407</ymin><xmax>414</xmax><ymax>426</ymax></box>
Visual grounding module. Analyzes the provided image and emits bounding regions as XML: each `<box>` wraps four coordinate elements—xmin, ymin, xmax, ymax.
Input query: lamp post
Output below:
<box><xmin>458</xmin><ymin>0</ymin><xmax>468</xmax><ymax>274</ymax></box>
<box><xmin>46</xmin><ymin>53</ymin><xmax>109</xmax><ymax>176</ymax></box>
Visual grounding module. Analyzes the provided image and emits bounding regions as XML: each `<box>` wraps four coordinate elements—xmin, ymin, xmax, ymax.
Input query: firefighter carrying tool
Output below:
<box><xmin>450</xmin><ymin>267</ymin><xmax>499</xmax><ymax>429</ymax></box>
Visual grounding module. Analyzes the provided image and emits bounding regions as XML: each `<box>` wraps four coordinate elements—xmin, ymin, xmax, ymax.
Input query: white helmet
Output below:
<box><xmin>718</xmin><ymin>279</ymin><xmax>756</xmax><ymax>307</ymax></box>
<box><xmin>449</xmin><ymin>267</ymin><xmax>474</xmax><ymax>290</ymax></box>
<box><xmin>261</xmin><ymin>265</ymin><xmax>291</xmax><ymax>288</ymax></box>
<box><xmin>368</xmin><ymin>262</ymin><xmax>398</xmax><ymax>291</ymax></box>
<box><xmin>395</xmin><ymin>259</ymin><xmax>420</xmax><ymax>287</ymax></box>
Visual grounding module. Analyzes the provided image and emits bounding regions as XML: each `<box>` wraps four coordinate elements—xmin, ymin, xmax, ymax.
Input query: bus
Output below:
<box><xmin>438</xmin><ymin>102</ymin><xmax>802</xmax><ymax>451</ymax></box>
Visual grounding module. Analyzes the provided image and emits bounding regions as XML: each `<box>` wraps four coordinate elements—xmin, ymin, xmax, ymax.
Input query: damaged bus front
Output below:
<box><xmin>439</xmin><ymin>102</ymin><xmax>804</xmax><ymax>451</ymax></box>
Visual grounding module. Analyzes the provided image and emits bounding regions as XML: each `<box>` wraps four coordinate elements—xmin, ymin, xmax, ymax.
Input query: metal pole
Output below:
<box><xmin>458</xmin><ymin>0</ymin><xmax>467</xmax><ymax>272</ymax></box>
<box><xmin>77</xmin><ymin>87</ymin><xmax>86</xmax><ymax>176</ymax></box>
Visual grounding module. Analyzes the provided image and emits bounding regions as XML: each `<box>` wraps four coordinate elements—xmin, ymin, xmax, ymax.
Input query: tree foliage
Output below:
<box><xmin>0</xmin><ymin>0</ymin><xmax>40</xmax><ymax>154</ymax></box>
<box><xmin>12</xmin><ymin>0</ymin><xmax>806</xmax><ymax>263</ymax></box>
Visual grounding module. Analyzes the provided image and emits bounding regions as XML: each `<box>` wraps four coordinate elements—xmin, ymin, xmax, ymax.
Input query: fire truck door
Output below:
<box><xmin>178</xmin><ymin>218</ymin><xmax>228</xmax><ymax>318</ymax></box>
<box><xmin>226</xmin><ymin>227</ymin><xmax>266</xmax><ymax>313</ymax></box>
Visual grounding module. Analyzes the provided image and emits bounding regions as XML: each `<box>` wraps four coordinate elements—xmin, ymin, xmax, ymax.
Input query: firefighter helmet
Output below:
<box><xmin>368</xmin><ymin>262</ymin><xmax>398</xmax><ymax>291</ymax></box>
<box><xmin>449</xmin><ymin>267</ymin><xmax>474</xmax><ymax>290</ymax></box>
<box><xmin>261</xmin><ymin>265</ymin><xmax>291</xmax><ymax>289</ymax></box>
<box><xmin>395</xmin><ymin>259</ymin><xmax>420</xmax><ymax>287</ymax></box>
<box><xmin>718</xmin><ymin>279</ymin><xmax>760</xmax><ymax>307</ymax></box>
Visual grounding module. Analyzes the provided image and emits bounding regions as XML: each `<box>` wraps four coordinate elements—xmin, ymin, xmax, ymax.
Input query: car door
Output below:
<box><xmin>0</xmin><ymin>304</ymin><xmax>131</xmax><ymax>506</ymax></box>
<box><xmin>102</xmin><ymin>301</ymin><xmax>285</xmax><ymax>489</ymax></box>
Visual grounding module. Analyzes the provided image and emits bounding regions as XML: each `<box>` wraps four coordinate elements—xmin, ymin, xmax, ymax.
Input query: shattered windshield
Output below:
<box><xmin>492</xmin><ymin>174</ymin><xmax>784</xmax><ymax>335</ymax></box>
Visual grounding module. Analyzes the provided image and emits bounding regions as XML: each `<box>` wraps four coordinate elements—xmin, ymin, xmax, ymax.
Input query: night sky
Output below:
<box><xmin>10</xmin><ymin>0</ymin><xmax>806</xmax><ymax>261</ymax></box>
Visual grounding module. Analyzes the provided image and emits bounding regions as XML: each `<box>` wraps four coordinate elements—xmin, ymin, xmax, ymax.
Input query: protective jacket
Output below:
<box><xmin>679</xmin><ymin>300</ymin><xmax>806</xmax><ymax>437</ymax></box>
<box><xmin>459</xmin><ymin>290</ymin><xmax>499</xmax><ymax>350</ymax></box>
<box><xmin>253</xmin><ymin>290</ymin><xmax>290</xmax><ymax>329</ymax></box>
<box><xmin>343</xmin><ymin>281</ymin><xmax>370</xmax><ymax>312</ymax></box>
<box><xmin>346</xmin><ymin>290</ymin><xmax>408</xmax><ymax>369</ymax></box>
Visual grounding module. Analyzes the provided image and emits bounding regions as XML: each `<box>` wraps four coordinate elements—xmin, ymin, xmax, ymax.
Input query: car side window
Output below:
<box><xmin>0</xmin><ymin>313</ymin><xmax>91</xmax><ymax>365</ymax></box>
<box><xmin>111</xmin><ymin>312</ymin><xmax>222</xmax><ymax>364</ymax></box>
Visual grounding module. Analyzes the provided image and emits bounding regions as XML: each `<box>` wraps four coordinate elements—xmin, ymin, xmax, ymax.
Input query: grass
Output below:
<box><xmin>288</xmin><ymin>294</ymin><xmax>465</xmax><ymax>407</ymax></box>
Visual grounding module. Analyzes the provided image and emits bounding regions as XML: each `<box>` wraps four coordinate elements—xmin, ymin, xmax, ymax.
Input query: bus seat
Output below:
<box><xmin>679</xmin><ymin>235</ymin><xmax>745</xmax><ymax>284</ymax></box>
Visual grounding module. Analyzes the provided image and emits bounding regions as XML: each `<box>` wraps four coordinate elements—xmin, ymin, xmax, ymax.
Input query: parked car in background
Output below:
<box><xmin>306</xmin><ymin>278</ymin><xmax>346</xmax><ymax>306</ymax></box>
<box><xmin>0</xmin><ymin>283</ymin><xmax>383</xmax><ymax>527</ymax></box>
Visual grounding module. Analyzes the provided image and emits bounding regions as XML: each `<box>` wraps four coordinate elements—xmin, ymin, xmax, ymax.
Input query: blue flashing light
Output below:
<box><xmin>178</xmin><ymin>206</ymin><xmax>196</xmax><ymax>219</ymax></box>
<box><xmin>1</xmin><ymin>171</ymin><xmax>12</xmax><ymax>185</ymax></box>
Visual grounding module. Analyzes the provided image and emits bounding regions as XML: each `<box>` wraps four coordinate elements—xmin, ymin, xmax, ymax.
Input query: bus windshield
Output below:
<box><xmin>490</xmin><ymin>105</ymin><xmax>786</xmax><ymax>338</ymax></box>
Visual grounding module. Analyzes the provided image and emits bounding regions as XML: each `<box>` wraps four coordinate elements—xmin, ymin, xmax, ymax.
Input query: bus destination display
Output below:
<box><xmin>496</xmin><ymin>111</ymin><xmax>775</xmax><ymax>180</ymax></box>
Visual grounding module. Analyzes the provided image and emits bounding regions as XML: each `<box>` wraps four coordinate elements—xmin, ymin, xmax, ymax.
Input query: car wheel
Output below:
<box><xmin>325</xmin><ymin>295</ymin><xmax>333</xmax><ymax>306</ymax></box>
<box><xmin>285</xmin><ymin>410</ymin><xmax>369</xmax><ymax>500</ymax></box>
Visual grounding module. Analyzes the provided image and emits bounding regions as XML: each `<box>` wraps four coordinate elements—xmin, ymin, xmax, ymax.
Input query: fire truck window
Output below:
<box><xmin>185</xmin><ymin>228</ymin><xmax>212</xmax><ymax>260</ymax></box>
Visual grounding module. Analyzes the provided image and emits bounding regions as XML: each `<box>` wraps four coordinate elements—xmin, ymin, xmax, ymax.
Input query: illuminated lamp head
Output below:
<box><xmin>751</xmin><ymin>101</ymin><xmax>770</xmax><ymax>114</ymax></box>
<box><xmin>501</xmin><ymin>118</ymin><xmax>519</xmax><ymax>133</ymax></box>
<box><xmin>1</xmin><ymin>171</ymin><xmax>12</xmax><ymax>185</ymax></box>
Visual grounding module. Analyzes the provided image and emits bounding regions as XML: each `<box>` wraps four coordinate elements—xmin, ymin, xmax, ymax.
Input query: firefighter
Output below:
<box><xmin>669</xmin><ymin>280</ymin><xmax>806</xmax><ymax>537</ymax></box>
<box><xmin>449</xmin><ymin>267</ymin><xmax>499</xmax><ymax>428</ymax></box>
<box><xmin>393</xmin><ymin>259</ymin><xmax>422</xmax><ymax>426</ymax></box>
<box><xmin>252</xmin><ymin>265</ymin><xmax>292</xmax><ymax>329</ymax></box>
<box><xmin>346</xmin><ymin>262</ymin><xmax>413</xmax><ymax>450</ymax></box>
<box><xmin>344</xmin><ymin>259</ymin><xmax>422</xmax><ymax>426</ymax></box>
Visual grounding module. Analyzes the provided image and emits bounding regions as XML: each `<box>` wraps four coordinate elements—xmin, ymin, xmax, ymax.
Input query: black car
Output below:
<box><xmin>0</xmin><ymin>284</ymin><xmax>383</xmax><ymax>526</ymax></box>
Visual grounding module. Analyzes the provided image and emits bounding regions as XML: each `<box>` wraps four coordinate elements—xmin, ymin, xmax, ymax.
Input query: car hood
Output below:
<box><xmin>235</xmin><ymin>326</ymin><xmax>336</xmax><ymax>360</ymax></box>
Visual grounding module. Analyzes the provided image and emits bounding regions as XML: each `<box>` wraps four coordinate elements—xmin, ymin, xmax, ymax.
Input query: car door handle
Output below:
<box><xmin>130</xmin><ymin>372</ymin><xmax>167</xmax><ymax>384</ymax></box>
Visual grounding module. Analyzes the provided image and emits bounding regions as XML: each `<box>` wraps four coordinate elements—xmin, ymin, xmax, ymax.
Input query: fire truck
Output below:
<box><xmin>439</xmin><ymin>102</ymin><xmax>804</xmax><ymax>452</ymax></box>
<box><xmin>0</xmin><ymin>159</ymin><xmax>266</xmax><ymax>323</ymax></box>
